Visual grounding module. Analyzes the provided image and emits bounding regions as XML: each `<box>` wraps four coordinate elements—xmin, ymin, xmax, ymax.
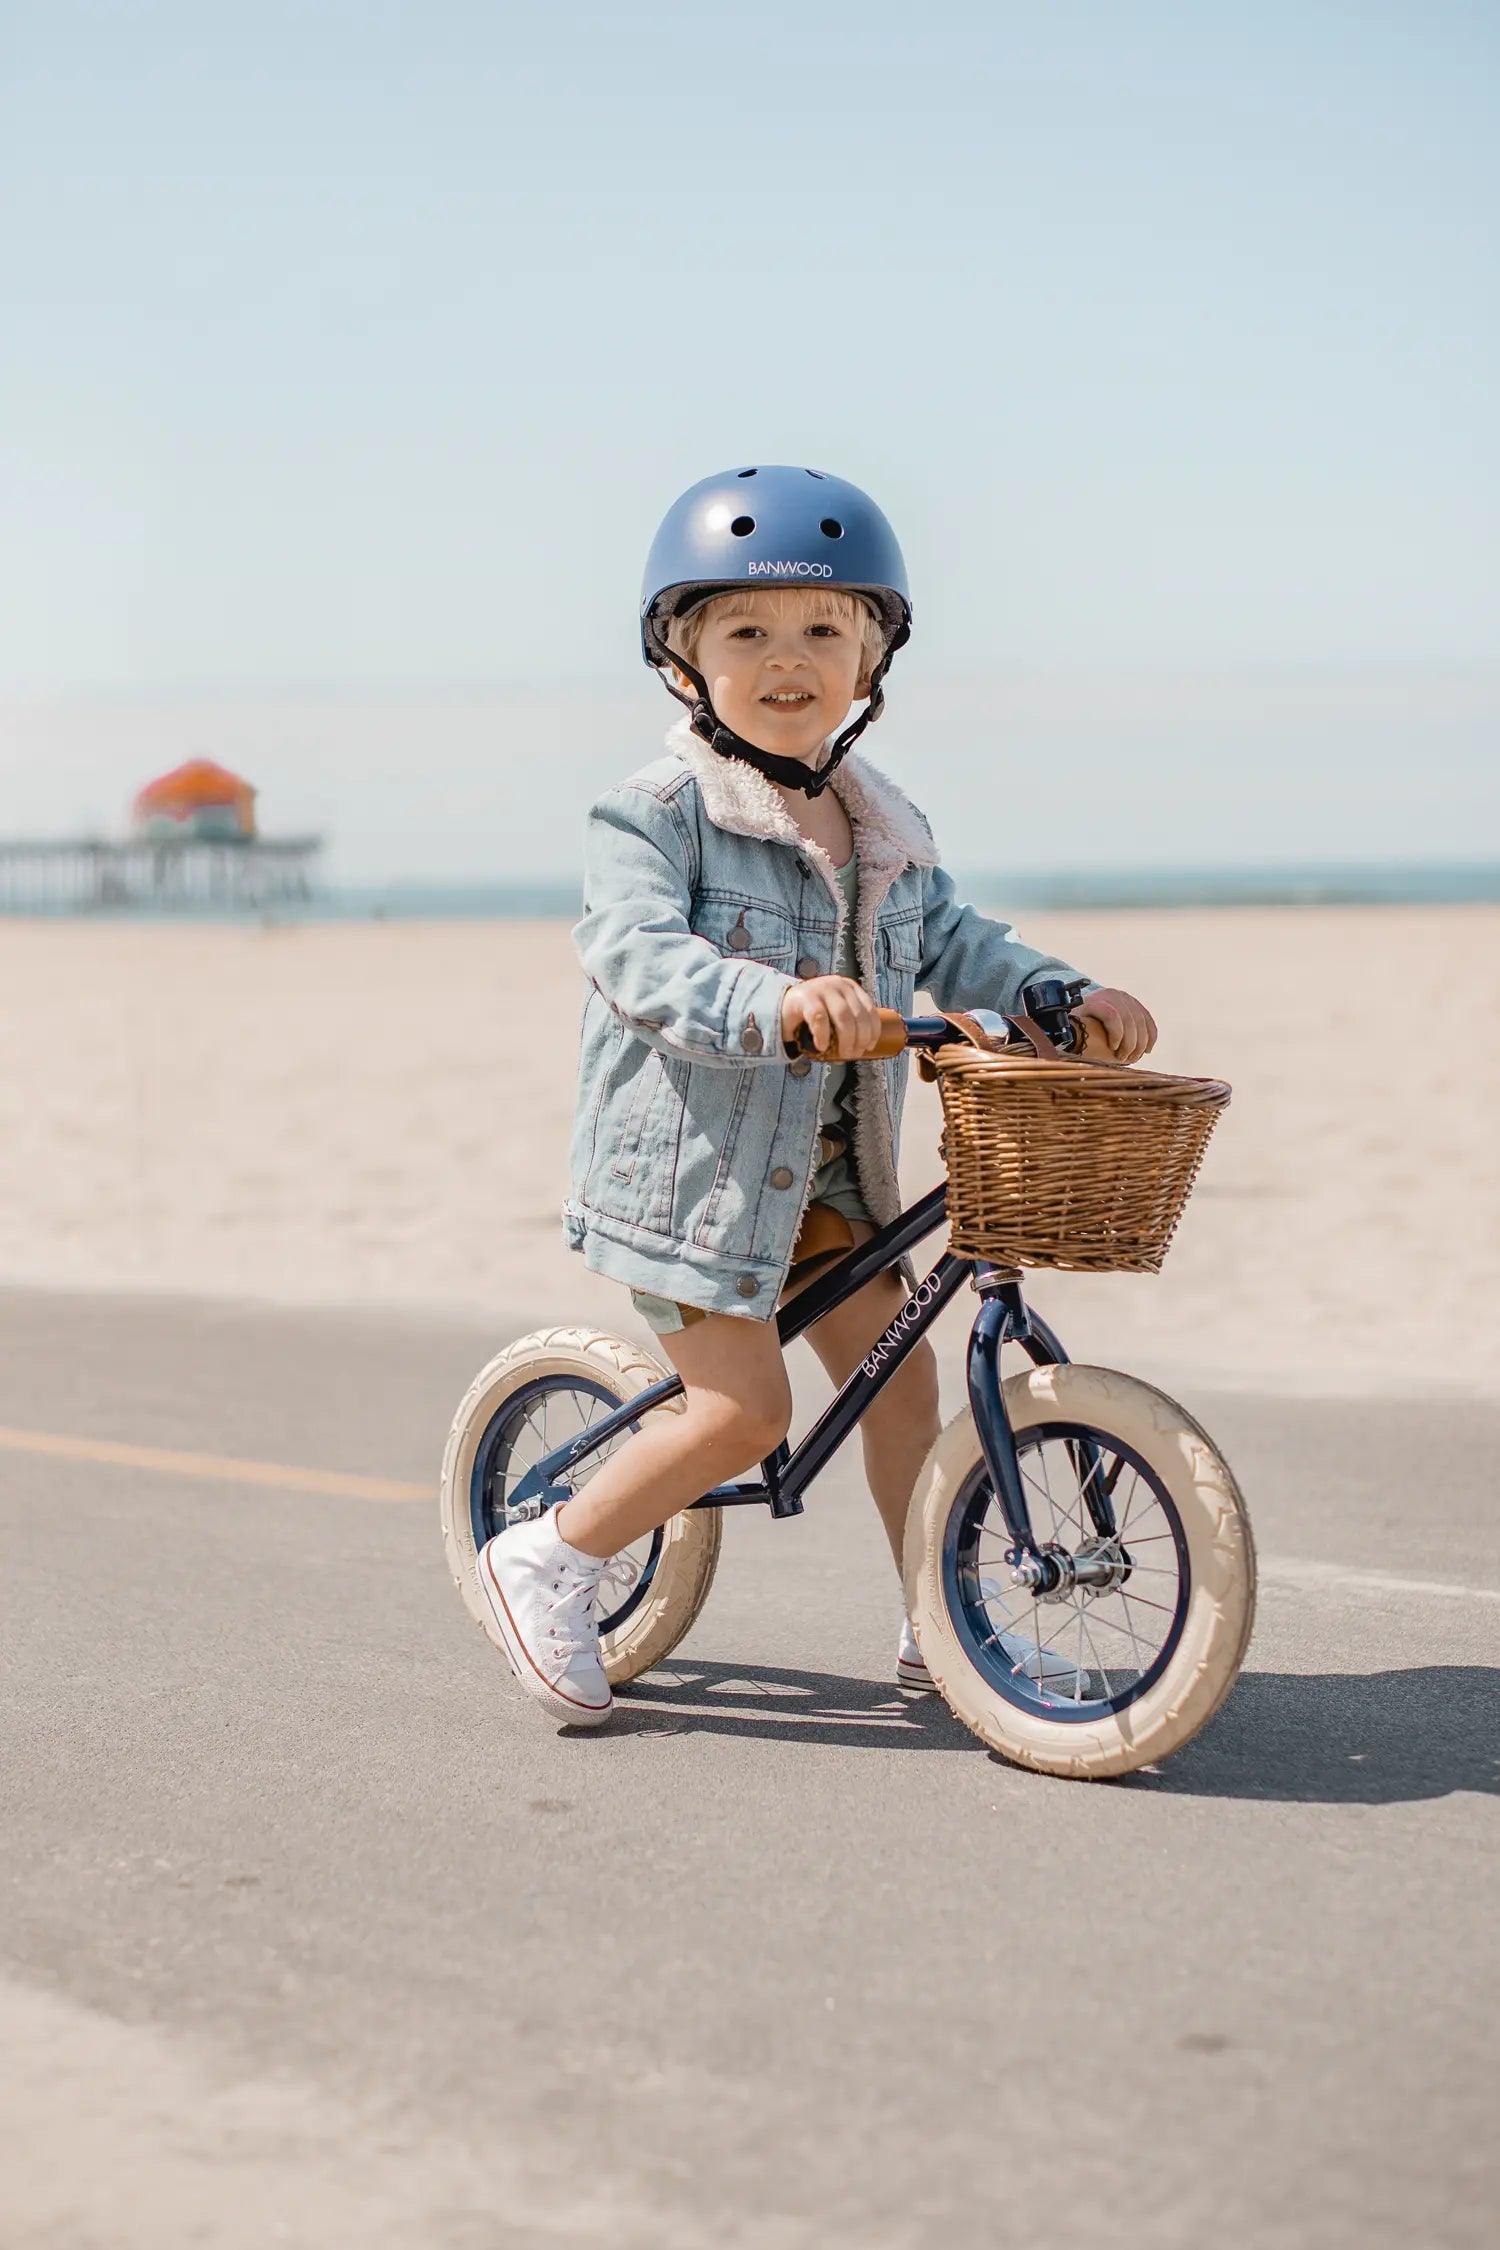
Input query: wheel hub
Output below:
<box><xmin>1073</xmin><ymin>1534</ymin><xmax>1133</xmax><ymax>1599</ymax></box>
<box><xmin>495</xmin><ymin>1470</ymin><xmax>570</xmax><ymax>1530</ymax></box>
<box><xmin>1007</xmin><ymin>1536</ymin><xmax>1132</xmax><ymax>1602</ymax></box>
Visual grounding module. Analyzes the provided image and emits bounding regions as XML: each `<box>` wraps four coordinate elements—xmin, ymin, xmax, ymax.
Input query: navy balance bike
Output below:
<box><xmin>440</xmin><ymin>985</ymin><xmax>1254</xmax><ymax>1778</ymax></box>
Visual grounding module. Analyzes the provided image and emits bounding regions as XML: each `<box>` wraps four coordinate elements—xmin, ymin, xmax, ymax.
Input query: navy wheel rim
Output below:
<box><xmin>470</xmin><ymin>1374</ymin><xmax>662</xmax><ymax>1639</ymax></box>
<box><xmin>941</xmin><ymin>1421</ymin><xmax>1191</xmax><ymax>1723</ymax></box>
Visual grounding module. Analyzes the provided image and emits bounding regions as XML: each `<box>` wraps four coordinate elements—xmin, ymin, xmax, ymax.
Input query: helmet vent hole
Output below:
<box><xmin>737</xmin><ymin>467</ymin><xmax>757</xmax><ymax>477</ymax></box>
<box><xmin>805</xmin><ymin>469</ymin><xmax>826</xmax><ymax>480</ymax></box>
<box><xmin>820</xmin><ymin>518</ymin><xmax>844</xmax><ymax>539</ymax></box>
<box><xmin>730</xmin><ymin>516</ymin><xmax>755</xmax><ymax>537</ymax></box>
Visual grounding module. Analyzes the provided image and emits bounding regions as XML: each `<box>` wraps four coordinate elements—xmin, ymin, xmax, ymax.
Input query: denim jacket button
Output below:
<box><xmin>736</xmin><ymin>1275</ymin><xmax>760</xmax><ymax>1298</ymax></box>
<box><xmin>740</xmin><ymin>1016</ymin><xmax>764</xmax><ymax>1055</ymax></box>
<box><xmin>796</xmin><ymin>956</ymin><xmax>820</xmax><ymax>980</ymax></box>
<box><xmin>788</xmin><ymin>1055</ymin><xmax>812</xmax><ymax>1078</ymax></box>
<box><xmin>769</xmin><ymin>1166</ymin><xmax>794</xmax><ymax>1189</ymax></box>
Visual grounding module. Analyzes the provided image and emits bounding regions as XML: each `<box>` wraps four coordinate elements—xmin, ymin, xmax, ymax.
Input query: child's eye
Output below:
<box><xmin>728</xmin><ymin>625</ymin><xmax>763</xmax><ymax>640</ymax></box>
<box><xmin>807</xmin><ymin>624</ymin><xmax>841</xmax><ymax>638</ymax></box>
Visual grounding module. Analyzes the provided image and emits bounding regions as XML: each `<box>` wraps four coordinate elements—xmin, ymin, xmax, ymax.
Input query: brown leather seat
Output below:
<box><xmin>788</xmin><ymin>1199</ymin><xmax>858</xmax><ymax>1286</ymax></box>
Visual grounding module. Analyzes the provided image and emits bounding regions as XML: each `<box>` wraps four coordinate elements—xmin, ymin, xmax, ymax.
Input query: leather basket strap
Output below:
<box><xmin>1001</xmin><ymin>1012</ymin><xmax>1065</xmax><ymax>1059</ymax></box>
<box><xmin>917</xmin><ymin>1008</ymin><xmax>1068</xmax><ymax>1080</ymax></box>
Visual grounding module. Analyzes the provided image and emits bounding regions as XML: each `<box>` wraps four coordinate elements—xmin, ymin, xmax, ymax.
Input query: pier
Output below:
<box><xmin>0</xmin><ymin>834</ymin><xmax>324</xmax><ymax>913</ymax></box>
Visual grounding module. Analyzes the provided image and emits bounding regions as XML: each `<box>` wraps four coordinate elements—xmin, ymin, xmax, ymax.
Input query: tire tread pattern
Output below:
<box><xmin>902</xmin><ymin>1363</ymin><xmax>1256</xmax><ymax>1779</ymax></box>
<box><xmin>439</xmin><ymin>1328</ymin><xmax>719</xmax><ymax>1687</ymax></box>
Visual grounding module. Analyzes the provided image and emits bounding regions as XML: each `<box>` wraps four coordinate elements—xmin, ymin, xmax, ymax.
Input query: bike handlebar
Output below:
<box><xmin>781</xmin><ymin>977</ymin><xmax>1097</xmax><ymax>1064</ymax></box>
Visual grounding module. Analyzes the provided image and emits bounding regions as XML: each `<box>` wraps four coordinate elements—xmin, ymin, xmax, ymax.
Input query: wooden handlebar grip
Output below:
<box><xmin>785</xmin><ymin>1008</ymin><xmax>909</xmax><ymax>1063</ymax></box>
<box><xmin>869</xmin><ymin>1009</ymin><xmax>909</xmax><ymax>1059</ymax></box>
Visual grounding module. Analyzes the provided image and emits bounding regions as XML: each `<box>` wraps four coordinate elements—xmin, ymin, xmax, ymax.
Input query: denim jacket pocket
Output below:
<box><xmin>599</xmin><ymin>1047</ymin><xmax>690</xmax><ymax>1233</ymax></box>
<box><xmin>690</xmin><ymin>891</ymin><xmax>796</xmax><ymax>970</ymax></box>
<box><xmin>609</xmin><ymin>1047</ymin><xmax>667</xmax><ymax>1183</ymax></box>
<box><xmin>879</xmin><ymin>912</ymin><xmax>924</xmax><ymax>1010</ymax></box>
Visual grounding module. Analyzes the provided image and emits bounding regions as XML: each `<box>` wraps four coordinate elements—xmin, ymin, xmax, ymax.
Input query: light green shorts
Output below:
<box><xmin>630</xmin><ymin>1144</ymin><xmax>871</xmax><ymax>1336</ymax></box>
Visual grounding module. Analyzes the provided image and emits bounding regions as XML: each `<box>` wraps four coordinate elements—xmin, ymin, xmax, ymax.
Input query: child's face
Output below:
<box><xmin>687</xmin><ymin>591</ymin><xmax>871</xmax><ymax>763</ymax></box>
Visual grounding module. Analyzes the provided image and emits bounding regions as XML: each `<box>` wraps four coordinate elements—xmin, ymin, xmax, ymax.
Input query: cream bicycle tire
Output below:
<box><xmin>903</xmin><ymin>1361</ymin><xmax>1255</xmax><ymax>1779</ymax></box>
<box><xmin>440</xmin><ymin>1327</ymin><xmax>721</xmax><ymax>1687</ymax></box>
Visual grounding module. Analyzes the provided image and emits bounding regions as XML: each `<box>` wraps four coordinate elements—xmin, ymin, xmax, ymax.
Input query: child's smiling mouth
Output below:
<box><xmin>760</xmin><ymin>690</ymin><xmax>816</xmax><ymax>708</ymax></box>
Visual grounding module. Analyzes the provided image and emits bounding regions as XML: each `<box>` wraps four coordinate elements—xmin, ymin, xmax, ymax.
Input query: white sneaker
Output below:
<box><xmin>475</xmin><ymin>1511</ymin><xmax>613</xmax><ymax>1728</ymax></box>
<box><xmin>901</xmin><ymin>1592</ymin><xmax>1097</xmax><ymax>1700</ymax></box>
<box><xmin>995</xmin><ymin>1628</ymin><xmax>1094</xmax><ymax>1698</ymax></box>
<box><xmin>979</xmin><ymin>1578</ymin><xmax>1096</xmax><ymax>1698</ymax></box>
<box><xmin>897</xmin><ymin>1614</ymin><xmax>936</xmax><ymax>1694</ymax></box>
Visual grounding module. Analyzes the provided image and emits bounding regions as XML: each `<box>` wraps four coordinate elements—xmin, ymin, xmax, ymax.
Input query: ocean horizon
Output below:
<box><xmin>4</xmin><ymin>859</ymin><xmax>1498</xmax><ymax>920</ymax></box>
<box><xmin>322</xmin><ymin>860</ymin><xmax>1500</xmax><ymax>919</ymax></box>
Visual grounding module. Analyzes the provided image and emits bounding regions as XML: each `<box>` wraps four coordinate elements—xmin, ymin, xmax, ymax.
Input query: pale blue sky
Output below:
<box><xmin>2</xmin><ymin>1</ymin><xmax>1495</xmax><ymax>876</ymax></box>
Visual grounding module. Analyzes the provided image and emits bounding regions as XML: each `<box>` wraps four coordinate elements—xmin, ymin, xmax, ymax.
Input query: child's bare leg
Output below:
<box><xmin>555</xmin><ymin>1311</ymin><xmax>792</xmax><ymax>1559</ymax></box>
<box><xmin>791</xmin><ymin>1222</ymin><xmax>942</xmax><ymax>1575</ymax></box>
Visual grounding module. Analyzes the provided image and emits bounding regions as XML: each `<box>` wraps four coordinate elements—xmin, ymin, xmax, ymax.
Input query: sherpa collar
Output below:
<box><xmin>665</xmin><ymin>713</ymin><xmax>939</xmax><ymax>881</ymax></box>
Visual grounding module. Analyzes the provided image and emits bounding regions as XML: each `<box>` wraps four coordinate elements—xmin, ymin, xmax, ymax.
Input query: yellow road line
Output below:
<box><xmin>0</xmin><ymin>1423</ymin><xmax>430</xmax><ymax>1504</ymax></box>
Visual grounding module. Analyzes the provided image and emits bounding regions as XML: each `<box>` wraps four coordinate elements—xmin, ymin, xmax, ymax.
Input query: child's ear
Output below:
<box><xmin>669</xmin><ymin>662</ymin><xmax>696</xmax><ymax>698</ymax></box>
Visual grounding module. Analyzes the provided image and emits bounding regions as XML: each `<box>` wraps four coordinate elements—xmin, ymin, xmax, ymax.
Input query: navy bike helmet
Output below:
<box><xmin>640</xmin><ymin>465</ymin><xmax>912</xmax><ymax>797</ymax></box>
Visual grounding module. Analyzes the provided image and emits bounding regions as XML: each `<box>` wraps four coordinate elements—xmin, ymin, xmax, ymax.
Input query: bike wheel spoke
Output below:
<box><xmin>1019</xmin><ymin>1460</ymin><xmax>1054</xmax><ymax>1517</ymax></box>
<box><xmin>1037</xmin><ymin>1445</ymin><xmax>1062</xmax><ymax>1546</ymax></box>
<box><xmin>1117</xmin><ymin>1467</ymin><xmax>1149</xmax><ymax>1538</ymax></box>
<box><xmin>486</xmin><ymin>1381</ymin><xmax>644</xmax><ymax>1544</ymax></box>
<box><xmin>1076</xmin><ymin>1449</ymin><xmax>1107</xmax><ymax>1501</ymax></box>
<box><xmin>1045</xmin><ymin>1446</ymin><xmax>1089</xmax><ymax>1542</ymax></box>
<box><xmin>1110</xmin><ymin>1595</ymin><xmax>1149</xmax><ymax>1675</ymax></box>
<box><xmin>999</xmin><ymin>1602</ymin><xmax>1092</xmax><ymax>1673</ymax></box>
<box><xmin>1121</xmin><ymin>1589</ymin><xmax>1176</xmax><ymax>1620</ymax></box>
<box><xmin>1064</xmin><ymin>1442</ymin><xmax>1111</xmax><ymax>1535</ymax></box>
<box><xmin>973</xmin><ymin>1574</ymin><xmax>1030</xmax><ymax>1636</ymax></box>
<box><xmin>951</xmin><ymin>1419</ymin><xmax>1193</xmax><ymax>1722</ymax></box>
<box><xmin>1077</xmin><ymin>1605</ymin><xmax>1114</xmax><ymax>1686</ymax></box>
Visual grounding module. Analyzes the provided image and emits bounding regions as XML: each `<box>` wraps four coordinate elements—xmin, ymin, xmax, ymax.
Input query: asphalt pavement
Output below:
<box><xmin>4</xmin><ymin>1283</ymin><xmax>1497</xmax><ymax>2249</ymax></box>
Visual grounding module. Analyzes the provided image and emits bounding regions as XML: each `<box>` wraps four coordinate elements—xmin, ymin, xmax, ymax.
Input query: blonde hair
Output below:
<box><xmin>666</xmin><ymin>585</ymin><xmax>886</xmax><ymax>683</ymax></box>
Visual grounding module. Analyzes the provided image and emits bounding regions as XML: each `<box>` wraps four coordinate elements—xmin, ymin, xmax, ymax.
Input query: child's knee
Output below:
<box><xmin>727</xmin><ymin>1384</ymin><xmax>794</xmax><ymax>1463</ymax></box>
<box><xmin>689</xmin><ymin>1378</ymin><xmax>792</xmax><ymax>1471</ymax></box>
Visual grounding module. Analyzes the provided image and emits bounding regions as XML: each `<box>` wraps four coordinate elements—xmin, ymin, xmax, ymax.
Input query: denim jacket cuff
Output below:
<box><xmin>724</xmin><ymin>960</ymin><xmax>796</xmax><ymax>1062</ymax></box>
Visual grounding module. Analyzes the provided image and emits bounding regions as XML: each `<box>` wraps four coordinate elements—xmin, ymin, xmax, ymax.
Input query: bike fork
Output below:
<box><xmin>966</xmin><ymin>1277</ymin><xmax>1043</xmax><ymax>1560</ymax></box>
<box><xmin>965</xmin><ymin>1273</ymin><xmax>1117</xmax><ymax>1565</ymax></box>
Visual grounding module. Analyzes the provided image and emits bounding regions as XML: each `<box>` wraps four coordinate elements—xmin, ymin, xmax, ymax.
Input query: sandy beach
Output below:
<box><xmin>2</xmin><ymin>904</ymin><xmax>1496</xmax><ymax>1397</ymax></box>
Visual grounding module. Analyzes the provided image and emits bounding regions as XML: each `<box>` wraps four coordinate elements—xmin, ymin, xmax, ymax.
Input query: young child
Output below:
<box><xmin>478</xmin><ymin>465</ymin><xmax>1158</xmax><ymax>1727</ymax></box>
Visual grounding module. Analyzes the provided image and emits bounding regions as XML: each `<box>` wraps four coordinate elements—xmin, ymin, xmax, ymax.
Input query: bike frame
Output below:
<box><xmin>504</xmin><ymin>1183</ymin><xmax>1120</xmax><ymax>1563</ymax></box>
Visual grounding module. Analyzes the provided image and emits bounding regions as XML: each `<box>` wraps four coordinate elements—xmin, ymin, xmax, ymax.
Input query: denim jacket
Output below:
<box><xmin>563</xmin><ymin>715</ymin><xmax>1094</xmax><ymax>1319</ymax></box>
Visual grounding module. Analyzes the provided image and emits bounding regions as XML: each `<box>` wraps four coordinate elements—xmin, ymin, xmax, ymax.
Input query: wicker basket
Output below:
<box><xmin>929</xmin><ymin>1039</ymin><xmax>1231</xmax><ymax>1275</ymax></box>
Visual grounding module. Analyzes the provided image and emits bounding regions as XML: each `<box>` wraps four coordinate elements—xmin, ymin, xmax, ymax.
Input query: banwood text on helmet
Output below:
<box><xmin>640</xmin><ymin>464</ymin><xmax>912</xmax><ymax>798</ymax></box>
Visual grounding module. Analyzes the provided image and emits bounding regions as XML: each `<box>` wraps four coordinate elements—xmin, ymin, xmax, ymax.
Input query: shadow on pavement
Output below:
<box><xmin>1139</xmin><ymin>1665</ymin><xmax>1500</xmax><ymax>1804</ymax></box>
<box><xmin>615</xmin><ymin>1657</ymin><xmax>964</xmax><ymax>1751</ymax></box>
<box><xmin>620</xmin><ymin>1658</ymin><xmax>1500</xmax><ymax>1803</ymax></box>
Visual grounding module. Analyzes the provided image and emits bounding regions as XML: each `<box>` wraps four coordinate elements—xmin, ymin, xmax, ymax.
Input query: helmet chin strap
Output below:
<box><xmin>646</xmin><ymin>627</ymin><xmax>892</xmax><ymax>799</ymax></box>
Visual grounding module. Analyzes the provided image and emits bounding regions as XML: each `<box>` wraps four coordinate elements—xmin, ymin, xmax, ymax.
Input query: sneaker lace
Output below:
<box><xmin>542</xmin><ymin>1564</ymin><xmax>603</xmax><ymax>1661</ymax></box>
